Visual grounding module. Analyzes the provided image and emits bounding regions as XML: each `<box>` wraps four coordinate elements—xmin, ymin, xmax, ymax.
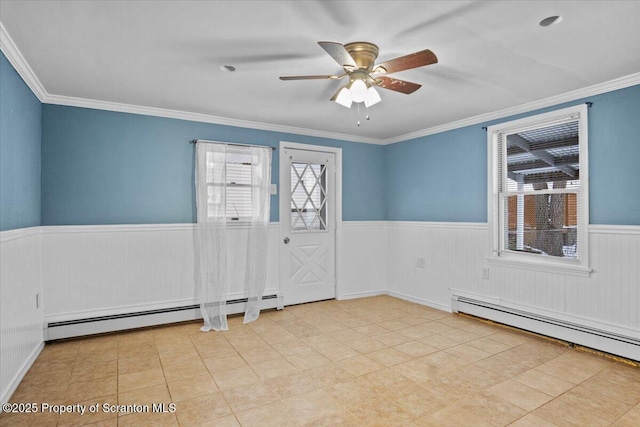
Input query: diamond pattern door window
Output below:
<box><xmin>290</xmin><ymin>162</ymin><xmax>327</xmax><ymax>231</ymax></box>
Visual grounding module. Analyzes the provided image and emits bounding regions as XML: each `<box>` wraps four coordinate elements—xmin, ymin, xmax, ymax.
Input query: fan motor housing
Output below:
<box><xmin>344</xmin><ymin>42</ymin><xmax>379</xmax><ymax>71</ymax></box>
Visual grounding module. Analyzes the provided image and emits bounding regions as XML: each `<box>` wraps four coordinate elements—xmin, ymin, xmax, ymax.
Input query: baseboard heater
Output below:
<box><xmin>46</xmin><ymin>294</ymin><xmax>284</xmax><ymax>341</ymax></box>
<box><xmin>452</xmin><ymin>295</ymin><xmax>640</xmax><ymax>362</ymax></box>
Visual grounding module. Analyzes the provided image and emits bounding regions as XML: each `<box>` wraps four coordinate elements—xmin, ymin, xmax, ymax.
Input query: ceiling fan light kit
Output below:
<box><xmin>348</xmin><ymin>78</ymin><xmax>369</xmax><ymax>103</ymax></box>
<box><xmin>280</xmin><ymin>41</ymin><xmax>437</xmax><ymax>111</ymax></box>
<box><xmin>364</xmin><ymin>86</ymin><xmax>382</xmax><ymax>108</ymax></box>
<box><xmin>333</xmin><ymin>87</ymin><xmax>353</xmax><ymax>108</ymax></box>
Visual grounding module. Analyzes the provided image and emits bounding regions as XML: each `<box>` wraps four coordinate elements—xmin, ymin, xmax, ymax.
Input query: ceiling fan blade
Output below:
<box><xmin>373</xmin><ymin>49</ymin><xmax>438</xmax><ymax>74</ymax></box>
<box><xmin>318</xmin><ymin>41</ymin><xmax>358</xmax><ymax>70</ymax></box>
<box><xmin>374</xmin><ymin>76</ymin><xmax>422</xmax><ymax>94</ymax></box>
<box><xmin>279</xmin><ymin>74</ymin><xmax>344</xmax><ymax>80</ymax></box>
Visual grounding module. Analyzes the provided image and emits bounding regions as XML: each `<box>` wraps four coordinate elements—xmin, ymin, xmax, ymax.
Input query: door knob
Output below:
<box><xmin>284</xmin><ymin>237</ymin><xmax>290</xmax><ymax>244</ymax></box>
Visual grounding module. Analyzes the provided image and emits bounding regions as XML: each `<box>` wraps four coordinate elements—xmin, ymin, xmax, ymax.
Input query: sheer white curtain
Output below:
<box><xmin>194</xmin><ymin>141</ymin><xmax>271</xmax><ymax>331</ymax></box>
<box><xmin>243</xmin><ymin>146</ymin><xmax>271</xmax><ymax>324</ymax></box>
<box><xmin>195</xmin><ymin>142</ymin><xmax>228</xmax><ymax>331</ymax></box>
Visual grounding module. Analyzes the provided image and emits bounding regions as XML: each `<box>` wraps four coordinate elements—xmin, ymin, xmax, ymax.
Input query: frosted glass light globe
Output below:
<box><xmin>350</xmin><ymin>79</ymin><xmax>368</xmax><ymax>103</ymax></box>
<box><xmin>334</xmin><ymin>87</ymin><xmax>353</xmax><ymax>108</ymax></box>
<box><xmin>364</xmin><ymin>86</ymin><xmax>381</xmax><ymax>108</ymax></box>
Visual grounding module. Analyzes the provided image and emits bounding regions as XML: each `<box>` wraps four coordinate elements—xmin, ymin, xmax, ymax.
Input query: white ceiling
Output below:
<box><xmin>1</xmin><ymin>1</ymin><xmax>639</xmax><ymax>142</ymax></box>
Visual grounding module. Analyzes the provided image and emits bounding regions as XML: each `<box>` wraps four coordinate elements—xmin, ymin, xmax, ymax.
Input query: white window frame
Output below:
<box><xmin>206</xmin><ymin>148</ymin><xmax>257</xmax><ymax>224</ymax></box>
<box><xmin>486</xmin><ymin>104</ymin><xmax>591</xmax><ymax>277</ymax></box>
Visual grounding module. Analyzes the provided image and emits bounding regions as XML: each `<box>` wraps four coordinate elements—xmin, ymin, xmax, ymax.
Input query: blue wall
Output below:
<box><xmin>587</xmin><ymin>86</ymin><xmax>640</xmax><ymax>225</ymax></box>
<box><xmin>32</xmin><ymin>80</ymin><xmax>640</xmax><ymax>227</ymax></box>
<box><xmin>384</xmin><ymin>125</ymin><xmax>487</xmax><ymax>222</ymax></box>
<box><xmin>0</xmin><ymin>52</ymin><xmax>41</xmax><ymax>231</ymax></box>
<box><xmin>384</xmin><ymin>84</ymin><xmax>640</xmax><ymax>225</ymax></box>
<box><xmin>41</xmin><ymin>105</ymin><xmax>386</xmax><ymax>225</ymax></box>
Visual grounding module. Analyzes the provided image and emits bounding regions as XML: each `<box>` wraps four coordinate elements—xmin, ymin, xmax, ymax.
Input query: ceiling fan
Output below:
<box><xmin>280</xmin><ymin>41</ymin><xmax>438</xmax><ymax>108</ymax></box>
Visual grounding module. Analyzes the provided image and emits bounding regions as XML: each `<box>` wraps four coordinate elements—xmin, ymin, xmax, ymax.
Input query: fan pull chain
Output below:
<box><xmin>355</xmin><ymin>105</ymin><xmax>371</xmax><ymax>127</ymax></box>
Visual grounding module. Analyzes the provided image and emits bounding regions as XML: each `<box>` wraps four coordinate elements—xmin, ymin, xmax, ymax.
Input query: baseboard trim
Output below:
<box><xmin>45</xmin><ymin>298</ymin><xmax>198</xmax><ymax>324</ymax></box>
<box><xmin>386</xmin><ymin>290</ymin><xmax>452</xmax><ymax>313</ymax></box>
<box><xmin>452</xmin><ymin>295</ymin><xmax>640</xmax><ymax>362</ymax></box>
<box><xmin>449</xmin><ymin>288</ymin><xmax>640</xmax><ymax>341</ymax></box>
<box><xmin>45</xmin><ymin>293</ymin><xmax>283</xmax><ymax>340</ymax></box>
<box><xmin>1</xmin><ymin>341</ymin><xmax>44</xmax><ymax>406</ymax></box>
<box><xmin>336</xmin><ymin>290</ymin><xmax>386</xmax><ymax>301</ymax></box>
<box><xmin>46</xmin><ymin>306</ymin><xmax>202</xmax><ymax>340</ymax></box>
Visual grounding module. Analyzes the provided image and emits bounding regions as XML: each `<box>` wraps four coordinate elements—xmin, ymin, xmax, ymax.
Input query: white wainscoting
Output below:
<box><xmin>4</xmin><ymin>220</ymin><xmax>639</xmax><ymax>401</ymax></box>
<box><xmin>0</xmin><ymin>228</ymin><xmax>44</xmax><ymax>405</ymax></box>
<box><xmin>388</xmin><ymin>221</ymin><xmax>640</xmax><ymax>358</ymax></box>
<box><xmin>41</xmin><ymin>221</ymin><xmax>387</xmax><ymax>324</ymax></box>
<box><xmin>41</xmin><ymin>224</ymin><xmax>281</xmax><ymax>323</ymax></box>
<box><xmin>337</xmin><ymin>221</ymin><xmax>388</xmax><ymax>300</ymax></box>
<box><xmin>387</xmin><ymin>222</ymin><xmax>488</xmax><ymax>312</ymax></box>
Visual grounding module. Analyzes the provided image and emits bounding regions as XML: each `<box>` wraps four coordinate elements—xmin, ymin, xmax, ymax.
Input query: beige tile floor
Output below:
<box><xmin>1</xmin><ymin>295</ymin><xmax>639</xmax><ymax>426</ymax></box>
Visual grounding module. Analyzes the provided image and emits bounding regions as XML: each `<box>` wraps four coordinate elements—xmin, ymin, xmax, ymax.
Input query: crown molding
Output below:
<box><xmin>0</xmin><ymin>21</ymin><xmax>48</xmax><ymax>102</ymax></box>
<box><xmin>2</xmin><ymin>21</ymin><xmax>638</xmax><ymax>146</ymax></box>
<box><xmin>382</xmin><ymin>72</ymin><xmax>640</xmax><ymax>144</ymax></box>
<box><xmin>1</xmin><ymin>21</ymin><xmax>380</xmax><ymax>145</ymax></box>
<box><xmin>38</xmin><ymin>72</ymin><xmax>640</xmax><ymax>147</ymax></box>
<box><xmin>45</xmin><ymin>94</ymin><xmax>384</xmax><ymax>145</ymax></box>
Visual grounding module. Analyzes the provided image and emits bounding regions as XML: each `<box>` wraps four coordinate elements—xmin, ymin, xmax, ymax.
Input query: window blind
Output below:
<box><xmin>205</xmin><ymin>149</ymin><xmax>255</xmax><ymax>221</ymax></box>
<box><xmin>497</xmin><ymin>118</ymin><xmax>581</xmax><ymax>259</ymax></box>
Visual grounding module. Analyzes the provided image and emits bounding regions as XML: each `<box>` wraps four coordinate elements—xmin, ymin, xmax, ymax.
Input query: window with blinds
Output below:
<box><xmin>489</xmin><ymin>104</ymin><xmax>589</xmax><ymax>271</ymax></box>
<box><xmin>206</xmin><ymin>150</ymin><xmax>254</xmax><ymax>221</ymax></box>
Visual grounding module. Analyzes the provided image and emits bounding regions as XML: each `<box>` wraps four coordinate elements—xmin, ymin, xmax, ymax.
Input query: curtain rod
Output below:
<box><xmin>190</xmin><ymin>139</ymin><xmax>276</xmax><ymax>151</ymax></box>
<box><xmin>481</xmin><ymin>102</ymin><xmax>593</xmax><ymax>131</ymax></box>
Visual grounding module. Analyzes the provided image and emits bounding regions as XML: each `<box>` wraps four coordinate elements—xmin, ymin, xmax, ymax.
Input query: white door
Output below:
<box><xmin>281</xmin><ymin>147</ymin><xmax>336</xmax><ymax>305</ymax></box>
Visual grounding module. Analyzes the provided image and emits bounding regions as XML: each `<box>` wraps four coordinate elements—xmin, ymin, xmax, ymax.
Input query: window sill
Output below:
<box><xmin>486</xmin><ymin>254</ymin><xmax>592</xmax><ymax>278</ymax></box>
